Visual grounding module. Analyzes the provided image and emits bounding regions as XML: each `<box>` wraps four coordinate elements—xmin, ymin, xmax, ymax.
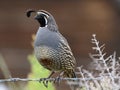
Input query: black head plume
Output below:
<box><xmin>26</xmin><ymin>9</ymin><xmax>36</xmax><ymax>17</ymax></box>
<box><xmin>26</xmin><ymin>9</ymin><xmax>58</xmax><ymax>30</ymax></box>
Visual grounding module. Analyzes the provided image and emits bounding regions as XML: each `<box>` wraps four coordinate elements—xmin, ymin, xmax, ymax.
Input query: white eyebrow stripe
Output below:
<box><xmin>37</xmin><ymin>12</ymin><xmax>49</xmax><ymax>18</ymax></box>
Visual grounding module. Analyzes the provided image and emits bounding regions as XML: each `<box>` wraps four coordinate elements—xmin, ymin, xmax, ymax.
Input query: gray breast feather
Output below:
<box><xmin>34</xmin><ymin>27</ymin><xmax>70</xmax><ymax>50</ymax></box>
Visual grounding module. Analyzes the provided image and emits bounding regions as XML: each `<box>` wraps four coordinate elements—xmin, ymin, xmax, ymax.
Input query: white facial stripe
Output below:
<box><xmin>44</xmin><ymin>17</ymin><xmax>48</xmax><ymax>25</ymax></box>
<box><xmin>37</xmin><ymin>12</ymin><xmax>49</xmax><ymax>18</ymax></box>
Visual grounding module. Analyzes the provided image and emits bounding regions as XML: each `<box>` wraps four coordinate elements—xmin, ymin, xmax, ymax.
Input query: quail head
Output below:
<box><xmin>26</xmin><ymin>10</ymin><xmax>76</xmax><ymax>79</ymax></box>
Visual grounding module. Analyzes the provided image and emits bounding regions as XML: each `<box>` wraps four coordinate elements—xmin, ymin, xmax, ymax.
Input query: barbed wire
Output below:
<box><xmin>0</xmin><ymin>76</ymin><xmax>120</xmax><ymax>83</ymax></box>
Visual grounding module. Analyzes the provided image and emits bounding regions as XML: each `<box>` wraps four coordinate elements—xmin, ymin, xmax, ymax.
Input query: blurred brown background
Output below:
<box><xmin>0</xmin><ymin>0</ymin><xmax>120</xmax><ymax>89</ymax></box>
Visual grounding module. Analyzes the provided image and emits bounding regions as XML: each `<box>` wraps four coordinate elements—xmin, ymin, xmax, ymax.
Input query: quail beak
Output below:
<box><xmin>34</xmin><ymin>12</ymin><xmax>40</xmax><ymax>20</ymax></box>
<box><xmin>34</xmin><ymin>15</ymin><xmax>39</xmax><ymax>20</ymax></box>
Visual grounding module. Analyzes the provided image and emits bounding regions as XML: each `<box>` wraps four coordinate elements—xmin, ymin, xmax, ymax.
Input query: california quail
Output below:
<box><xmin>26</xmin><ymin>10</ymin><xmax>76</xmax><ymax>79</ymax></box>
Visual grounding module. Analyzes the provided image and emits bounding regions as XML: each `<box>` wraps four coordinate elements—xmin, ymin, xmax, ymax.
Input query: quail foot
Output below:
<box><xmin>26</xmin><ymin>9</ymin><xmax>76</xmax><ymax>87</ymax></box>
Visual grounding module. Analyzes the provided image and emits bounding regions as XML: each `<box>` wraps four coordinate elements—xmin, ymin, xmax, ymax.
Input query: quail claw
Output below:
<box><xmin>39</xmin><ymin>78</ymin><xmax>43</xmax><ymax>83</ymax></box>
<box><xmin>43</xmin><ymin>79</ymin><xmax>48</xmax><ymax>88</ymax></box>
<box><xmin>39</xmin><ymin>78</ymin><xmax>49</xmax><ymax>88</ymax></box>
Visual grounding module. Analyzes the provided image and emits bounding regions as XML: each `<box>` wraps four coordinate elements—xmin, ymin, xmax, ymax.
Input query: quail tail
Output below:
<box><xmin>64</xmin><ymin>69</ymin><xmax>76</xmax><ymax>78</ymax></box>
<box><xmin>65</xmin><ymin>69</ymin><xmax>78</xmax><ymax>90</ymax></box>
